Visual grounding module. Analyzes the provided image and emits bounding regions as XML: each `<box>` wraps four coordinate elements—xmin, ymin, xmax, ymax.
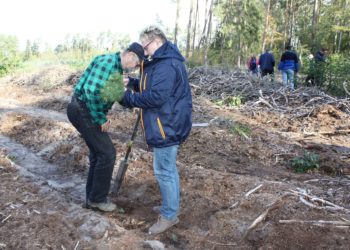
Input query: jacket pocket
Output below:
<box><xmin>156</xmin><ymin>117</ymin><xmax>166</xmax><ymax>140</ymax></box>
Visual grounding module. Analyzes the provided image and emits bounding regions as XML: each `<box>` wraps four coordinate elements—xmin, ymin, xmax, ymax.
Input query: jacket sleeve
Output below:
<box><xmin>122</xmin><ymin>64</ymin><xmax>176</xmax><ymax>109</ymax></box>
<box><xmin>127</xmin><ymin>77</ymin><xmax>140</xmax><ymax>92</ymax></box>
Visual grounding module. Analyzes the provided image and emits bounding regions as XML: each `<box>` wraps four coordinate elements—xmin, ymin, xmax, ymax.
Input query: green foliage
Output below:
<box><xmin>290</xmin><ymin>151</ymin><xmax>320</xmax><ymax>173</ymax></box>
<box><xmin>0</xmin><ymin>34</ymin><xmax>21</xmax><ymax>76</ymax></box>
<box><xmin>186</xmin><ymin>50</ymin><xmax>205</xmax><ymax>68</ymax></box>
<box><xmin>212</xmin><ymin>0</ymin><xmax>263</xmax><ymax>65</ymax></box>
<box><xmin>323</xmin><ymin>54</ymin><xmax>350</xmax><ymax>97</ymax></box>
<box><xmin>215</xmin><ymin>96</ymin><xmax>242</xmax><ymax>107</ymax></box>
<box><xmin>55</xmin><ymin>50</ymin><xmax>98</xmax><ymax>70</ymax></box>
<box><xmin>7</xmin><ymin>154</ymin><xmax>17</xmax><ymax>162</ymax></box>
<box><xmin>171</xmin><ymin>233</ymin><xmax>178</xmax><ymax>243</ymax></box>
<box><xmin>117</xmin><ymin>207</ymin><xmax>125</xmax><ymax>214</ymax></box>
<box><xmin>100</xmin><ymin>73</ymin><xmax>125</xmax><ymax>103</ymax></box>
<box><xmin>230</xmin><ymin>123</ymin><xmax>252</xmax><ymax>139</ymax></box>
<box><xmin>302</xmin><ymin>54</ymin><xmax>350</xmax><ymax>97</ymax></box>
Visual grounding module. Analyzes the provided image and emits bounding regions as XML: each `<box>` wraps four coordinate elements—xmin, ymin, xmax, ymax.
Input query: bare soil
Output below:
<box><xmin>0</xmin><ymin>66</ymin><xmax>349</xmax><ymax>250</ymax></box>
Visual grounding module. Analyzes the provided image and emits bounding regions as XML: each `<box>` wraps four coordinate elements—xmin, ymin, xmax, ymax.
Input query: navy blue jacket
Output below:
<box><xmin>259</xmin><ymin>52</ymin><xmax>275</xmax><ymax>71</ymax></box>
<box><xmin>122</xmin><ymin>41</ymin><xmax>192</xmax><ymax>148</ymax></box>
<box><xmin>315</xmin><ymin>51</ymin><xmax>326</xmax><ymax>62</ymax></box>
<box><xmin>278</xmin><ymin>50</ymin><xmax>299</xmax><ymax>72</ymax></box>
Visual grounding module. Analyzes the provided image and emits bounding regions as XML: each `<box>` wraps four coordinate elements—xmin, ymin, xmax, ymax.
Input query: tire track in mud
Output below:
<box><xmin>0</xmin><ymin>97</ymin><xmax>69</xmax><ymax>122</ymax></box>
<box><xmin>0</xmin><ymin>134</ymin><xmax>85</xmax><ymax>202</ymax></box>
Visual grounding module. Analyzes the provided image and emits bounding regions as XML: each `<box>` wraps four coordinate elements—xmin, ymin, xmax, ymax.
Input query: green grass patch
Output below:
<box><xmin>215</xmin><ymin>96</ymin><xmax>243</xmax><ymax>107</ymax></box>
<box><xmin>290</xmin><ymin>151</ymin><xmax>320</xmax><ymax>173</ymax></box>
<box><xmin>230</xmin><ymin>123</ymin><xmax>252</xmax><ymax>139</ymax></box>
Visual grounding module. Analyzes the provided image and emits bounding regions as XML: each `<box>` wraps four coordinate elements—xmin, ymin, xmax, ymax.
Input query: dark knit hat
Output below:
<box><xmin>127</xmin><ymin>42</ymin><xmax>144</xmax><ymax>60</ymax></box>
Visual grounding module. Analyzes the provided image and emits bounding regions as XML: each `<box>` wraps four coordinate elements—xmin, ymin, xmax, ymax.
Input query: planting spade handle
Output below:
<box><xmin>112</xmin><ymin>110</ymin><xmax>141</xmax><ymax>196</ymax></box>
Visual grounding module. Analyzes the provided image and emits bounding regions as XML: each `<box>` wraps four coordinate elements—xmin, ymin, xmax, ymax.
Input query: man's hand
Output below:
<box><xmin>101</xmin><ymin>117</ymin><xmax>111</xmax><ymax>132</ymax></box>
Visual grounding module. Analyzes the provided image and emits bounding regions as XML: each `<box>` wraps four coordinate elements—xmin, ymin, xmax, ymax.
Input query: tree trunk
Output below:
<box><xmin>174</xmin><ymin>0</ymin><xmax>181</xmax><ymax>45</ymax></box>
<box><xmin>289</xmin><ymin>0</ymin><xmax>294</xmax><ymax>41</ymax></box>
<box><xmin>191</xmin><ymin>0</ymin><xmax>199</xmax><ymax>53</ymax></box>
<box><xmin>337</xmin><ymin>31</ymin><xmax>343</xmax><ymax>52</ymax></box>
<box><xmin>311</xmin><ymin>0</ymin><xmax>320</xmax><ymax>51</ymax></box>
<box><xmin>204</xmin><ymin>0</ymin><xmax>213</xmax><ymax>69</ymax></box>
<box><xmin>337</xmin><ymin>0</ymin><xmax>349</xmax><ymax>52</ymax></box>
<box><xmin>283</xmin><ymin>0</ymin><xmax>290</xmax><ymax>48</ymax></box>
<box><xmin>197</xmin><ymin>0</ymin><xmax>209</xmax><ymax>50</ymax></box>
<box><xmin>262</xmin><ymin>0</ymin><xmax>271</xmax><ymax>52</ymax></box>
<box><xmin>186</xmin><ymin>0</ymin><xmax>194</xmax><ymax>58</ymax></box>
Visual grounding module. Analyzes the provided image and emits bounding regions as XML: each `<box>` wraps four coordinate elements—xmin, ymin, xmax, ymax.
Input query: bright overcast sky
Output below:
<box><xmin>1</xmin><ymin>0</ymin><xmax>191</xmax><ymax>49</ymax></box>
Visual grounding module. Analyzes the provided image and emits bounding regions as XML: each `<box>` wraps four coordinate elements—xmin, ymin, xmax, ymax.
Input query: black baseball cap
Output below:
<box><xmin>127</xmin><ymin>42</ymin><xmax>144</xmax><ymax>60</ymax></box>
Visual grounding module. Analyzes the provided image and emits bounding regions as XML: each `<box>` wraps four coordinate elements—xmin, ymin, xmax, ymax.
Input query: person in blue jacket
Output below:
<box><xmin>122</xmin><ymin>26</ymin><xmax>192</xmax><ymax>235</ymax></box>
<box><xmin>278</xmin><ymin>45</ymin><xmax>299</xmax><ymax>89</ymax></box>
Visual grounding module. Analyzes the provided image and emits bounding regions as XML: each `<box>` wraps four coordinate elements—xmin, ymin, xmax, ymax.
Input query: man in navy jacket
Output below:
<box><xmin>259</xmin><ymin>48</ymin><xmax>275</xmax><ymax>79</ymax></box>
<box><xmin>122</xmin><ymin>26</ymin><xmax>192</xmax><ymax>235</ymax></box>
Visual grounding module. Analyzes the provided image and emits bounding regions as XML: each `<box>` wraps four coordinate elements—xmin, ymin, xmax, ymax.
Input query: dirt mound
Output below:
<box><xmin>4</xmin><ymin>65</ymin><xmax>76</xmax><ymax>90</ymax></box>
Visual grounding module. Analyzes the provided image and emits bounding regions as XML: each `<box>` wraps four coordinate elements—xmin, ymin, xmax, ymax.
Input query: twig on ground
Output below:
<box><xmin>1</xmin><ymin>214</ymin><xmax>11</xmax><ymax>223</ymax></box>
<box><xmin>73</xmin><ymin>241</ymin><xmax>80</xmax><ymax>250</ymax></box>
<box><xmin>243</xmin><ymin>194</ymin><xmax>291</xmax><ymax>239</ymax></box>
<box><xmin>279</xmin><ymin>219</ymin><xmax>350</xmax><ymax>227</ymax></box>
<box><xmin>245</xmin><ymin>184</ymin><xmax>263</xmax><ymax>198</ymax></box>
<box><xmin>229</xmin><ymin>184</ymin><xmax>263</xmax><ymax>209</ymax></box>
<box><xmin>206</xmin><ymin>239</ymin><xmax>237</xmax><ymax>246</ymax></box>
<box><xmin>289</xmin><ymin>188</ymin><xmax>350</xmax><ymax>213</ymax></box>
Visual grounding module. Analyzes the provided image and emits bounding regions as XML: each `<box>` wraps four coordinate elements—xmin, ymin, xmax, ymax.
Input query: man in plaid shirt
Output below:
<box><xmin>67</xmin><ymin>43</ymin><xmax>144</xmax><ymax>212</ymax></box>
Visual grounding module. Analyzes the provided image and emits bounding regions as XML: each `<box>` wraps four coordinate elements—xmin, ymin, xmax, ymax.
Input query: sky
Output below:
<box><xmin>1</xmin><ymin>0</ymin><xmax>190</xmax><ymax>50</ymax></box>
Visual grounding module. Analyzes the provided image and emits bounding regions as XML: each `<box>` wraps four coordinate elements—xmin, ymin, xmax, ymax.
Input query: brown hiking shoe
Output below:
<box><xmin>148</xmin><ymin>216</ymin><xmax>179</xmax><ymax>235</ymax></box>
<box><xmin>87</xmin><ymin>200</ymin><xmax>116</xmax><ymax>212</ymax></box>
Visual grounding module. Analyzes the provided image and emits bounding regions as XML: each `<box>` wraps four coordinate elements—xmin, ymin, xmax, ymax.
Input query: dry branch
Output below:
<box><xmin>289</xmin><ymin>188</ymin><xmax>350</xmax><ymax>213</ymax></box>
<box><xmin>1</xmin><ymin>214</ymin><xmax>11</xmax><ymax>223</ymax></box>
<box><xmin>243</xmin><ymin>194</ymin><xmax>291</xmax><ymax>239</ymax></box>
<box><xmin>229</xmin><ymin>184</ymin><xmax>263</xmax><ymax>209</ymax></box>
<box><xmin>279</xmin><ymin>219</ymin><xmax>350</xmax><ymax>227</ymax></box>
<box><xmin>188</xmin><ymin>67</ymin><xmax>350</xmax><ymax>120</ymax></box>
<box><xmin>73</xmin><ymin>241</ymin><xmax>80</xmax><ymax>250</ymax></box>
<box><xmin>245</xmin><ymin>184</ymin><xmax>263</xmax><ymax>198</ymax></box>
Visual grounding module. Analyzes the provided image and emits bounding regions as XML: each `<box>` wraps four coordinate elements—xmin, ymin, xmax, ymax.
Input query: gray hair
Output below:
<box><xmin>140</xmin><ymin>25</ymin><xmax>167</xmax><ymax>42</ymax></box>
<box><xmin>121</xmin><ymin>50</ymin><xmax>140</xmax><ymax>64</ymax></box>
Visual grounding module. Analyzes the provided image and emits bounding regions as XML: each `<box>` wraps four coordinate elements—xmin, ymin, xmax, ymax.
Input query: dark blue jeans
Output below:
<box><xmin>67</xmin><ymin>95</ymin><xmax>116</xmax><ymax>203</ymax></box>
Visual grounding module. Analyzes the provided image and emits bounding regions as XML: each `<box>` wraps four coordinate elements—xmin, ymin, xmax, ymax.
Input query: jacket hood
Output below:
<box><xmin>152</xmin><ymin>41</ymin><xmax>185</xmax><ymax>62</ymax></box>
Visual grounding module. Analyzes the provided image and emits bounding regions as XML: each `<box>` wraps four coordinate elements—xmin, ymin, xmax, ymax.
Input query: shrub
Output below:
<box><xmin>290</xmin><ymin>151</ymin><xmax>320</xmax><ymax>173</ymax></box>
<box><xmin>215</xmin><ymin>96</ymin><xmax>243</xmax><ymax>107</ymax></box>
<box><xmin>0</xmin><ymin>35</ymin><xmax>22</xmax><ymax>76</ymax></box>
<box><xmin>230</xmin><ymin>123</ymin><xmax>251</xmax><ymax>139</ymax></box>
<box><xmin>302</xmin><ymin>54</ymin><xmax>350</xmax><ymax>97</ymax></box>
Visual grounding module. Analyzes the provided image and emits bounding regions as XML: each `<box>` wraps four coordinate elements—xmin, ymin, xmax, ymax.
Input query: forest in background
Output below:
<box><xmin>1</xmin><ymin>0</ymin><xmax>349</xmax><ymax>95</ymax></box>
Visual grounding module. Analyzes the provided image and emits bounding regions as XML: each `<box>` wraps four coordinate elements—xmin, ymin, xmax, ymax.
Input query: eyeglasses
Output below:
<box><xmin>143</xmin><ymin>40</ymin><xmax>154</xmax><ymax>50</ymax></box>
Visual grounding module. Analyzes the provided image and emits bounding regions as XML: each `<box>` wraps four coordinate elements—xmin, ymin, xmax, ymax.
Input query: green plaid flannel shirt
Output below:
<box><xmin>74</xmin><ymin>53</ymin><xmax>123</xmax><ymax>125</ymax></box>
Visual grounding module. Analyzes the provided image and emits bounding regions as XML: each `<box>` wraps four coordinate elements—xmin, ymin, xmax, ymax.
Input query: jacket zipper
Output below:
<box><xmin>157</xmin><ymin>117</ymin><xmax>166</xmax><ymax>139</ymax></box>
